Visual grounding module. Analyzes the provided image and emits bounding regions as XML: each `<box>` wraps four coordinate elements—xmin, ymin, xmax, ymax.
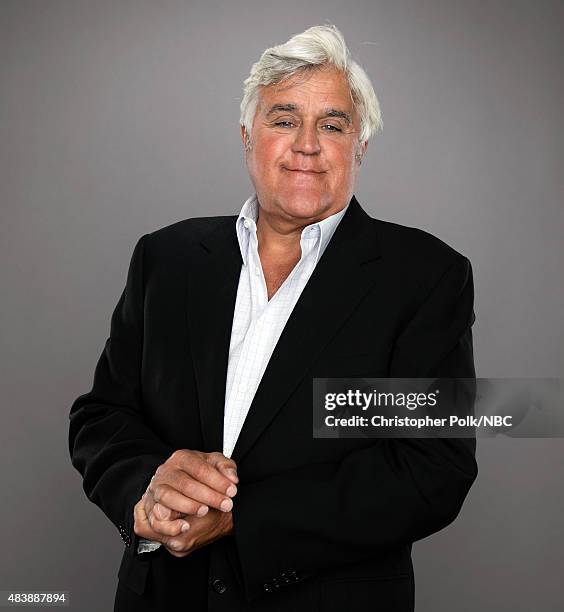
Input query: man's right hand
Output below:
<box><xmin>140</xmin><ymin>450</ymin><xmax>238</xmax><ymax>537</ymax></box>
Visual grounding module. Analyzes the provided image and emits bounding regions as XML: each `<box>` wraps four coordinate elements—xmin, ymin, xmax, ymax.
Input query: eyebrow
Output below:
<box><xmin>265</xmin><ymin>103</ymin><xmax>352</xmax><ymax>125</ymax></box>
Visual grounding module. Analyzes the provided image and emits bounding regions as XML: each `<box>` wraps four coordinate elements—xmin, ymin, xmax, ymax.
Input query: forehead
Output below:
<box><xmin>258</xmin><ymin>67</ymin><xmax>355</xmax><ymax>115</ymax></box>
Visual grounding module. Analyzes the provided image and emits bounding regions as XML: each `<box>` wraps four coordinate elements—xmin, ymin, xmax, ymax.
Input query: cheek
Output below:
<box><xmin>330</xmin><ymin>151</ymin><xmax>356</xmax><ymax>182</ymax></box>
<box><xmin>256</xmin><ymin>134</ymin><xmax>289</xmax><ymax>161</ymax></box>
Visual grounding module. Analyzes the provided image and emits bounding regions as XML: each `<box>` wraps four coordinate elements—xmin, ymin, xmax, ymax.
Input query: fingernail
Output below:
<box><xmin>197</xmin><ymin>505</ymin><xmax>209</xmax><ymax>517</ymax></box>
<box><xmin>181</xmin><ymin>522</ymin><xmax>190</xmax><ymax>532</ymax></box>
<box><xmin>168</xmin><ymin>540</ymin><xmax>181</xmax><ymax>550</ymax></box>
<box><xmin>220</xmin><ymin>498</ymin><xmax>233</xmax><ymax>512</ymax></box>
<box><xmin>226</xmin><ymin>484</ymin><xmax>237</xmax><ymax>497</ymax></box>
<box><xmin>226</xmin><ymin>468</ymin><xmax>238</xmax><ymax>482</ymax></box>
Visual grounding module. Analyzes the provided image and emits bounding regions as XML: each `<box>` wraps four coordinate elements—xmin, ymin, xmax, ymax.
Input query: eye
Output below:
<box><xmin>274</xmin><ymin>121</ymin><xmax>295</xmax><ymax>128</ymax></box>
<box><xmin>322</xmin><ymin>124</ymin><xmax>342</xmax><ymax>132</ymax></box>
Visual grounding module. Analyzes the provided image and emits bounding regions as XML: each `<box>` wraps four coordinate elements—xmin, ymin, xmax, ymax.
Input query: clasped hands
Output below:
<box><xmin>133</xmin><ymin>450</ymin><xmax>238</xmax><ymax>558</ymax></box>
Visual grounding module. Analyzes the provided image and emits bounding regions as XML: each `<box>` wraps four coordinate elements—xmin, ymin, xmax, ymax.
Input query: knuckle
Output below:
<box><xmin>192</xmin><ymin>461</ymin><xmax>208</xmax><ymax>481</ymax></box>
<box><xmin>155</xmin><ymin>464</ymin><xmax>166</xmax><ymax>477</ymax></box>
<box><xmin>155</xmin><ymin>487</ymin><xmax>169</xmax><ymax>505</ymax></box>
<box><xmin>170</xmin><ymin>449</ymin><xmax>182</xmax><ymax>462</ymax></box>
<box><xmin>172</xmin><ymin>449</ymin><xmax>191</xmax><ymax>463</ymax></box>
<box><xmin>182</xmin><ymin>478</ymin><xmax>197</xmax><ymax>497</ymax></box>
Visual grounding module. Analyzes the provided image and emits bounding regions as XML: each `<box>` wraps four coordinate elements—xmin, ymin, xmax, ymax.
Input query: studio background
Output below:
<box><xmin>1</xmin><ymin>1</ymin><xmax>562</xmax><ymax>610</ymax></box>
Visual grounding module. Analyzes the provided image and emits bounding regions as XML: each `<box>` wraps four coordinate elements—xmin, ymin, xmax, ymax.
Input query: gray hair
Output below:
<box><xmin>240</xmin><ymin>24</ymin><xmax>383</xmax><ymax>149</ymax></box>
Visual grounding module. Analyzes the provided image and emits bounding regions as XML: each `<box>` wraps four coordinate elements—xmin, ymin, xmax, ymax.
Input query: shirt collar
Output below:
<box><xmin>235</xmin><ymin>193</ymin><xmax>349</xmax><ymax>267</ymax></box>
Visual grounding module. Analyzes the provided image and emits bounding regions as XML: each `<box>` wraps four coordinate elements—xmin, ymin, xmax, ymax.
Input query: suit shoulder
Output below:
<box><xmin>372</xmin><ymin>218</ymin><xmax>470</xmax><ymax>269</ymax></box>
<box><xmin>368</xmin><ymin>217</ymin><xmax>473</xmax><ymax>310</ymax></box>
<box><xmin>134</xmin><ymin>215</ymin><xmax>234</xmax><ymax>259</ymax></box>
<box><xmin>145</xmin><ymin>215</ymin><xmax>235</xmax><ymax>246</ymax></box>
<box><xmin>133</xmin><ymin>215</ymin><xmax>236</xmax><ymax>271</ymax></box>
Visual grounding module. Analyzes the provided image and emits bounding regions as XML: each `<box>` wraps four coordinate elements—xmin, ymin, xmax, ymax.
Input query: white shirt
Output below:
<box><xmin>138</xmin><ymin>193</ymin><xmax>348</xmax><ymax>553</ymax></box>
<box><xmin>222</xmin><ymin>193</ymin><xmax>348</xmax><ymax>457</ymax></box>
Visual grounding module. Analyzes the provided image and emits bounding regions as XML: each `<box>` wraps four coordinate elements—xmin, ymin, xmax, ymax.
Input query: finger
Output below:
<box><xmin>206</xmin><ymin>453</ymin><xmax>239</xmax><ymax>484</ymax></box>
<box><xmin>150</xmin><ymin>482</ymin><xmax>214</xmax><ymax>515</ymax></box>
<box><xmin>172</xmin><ymin>475</ymin><xmax>235</xmax><ymax>512</ymax></box>
<box><xmin>144</xmin><ymin>488</ymin><xmax>188</xmax><ymax>521</ymax></box>
<box><xmin>148</xmin><ymin>513</ymin><xmax>190</xmax><ymax>537</ymax></box>
<box><xmin>152</xmin><ymin>502</ymin><xmax>189</xmax><ymax>521</ymax></box>
<box><xmin>134</xmin><ymin>497</ymin><xmax>158</xmax><ymax>540</ymax></box>
<box><xmin>154</xmin><ymin>479</ymin><xmax>231</xmax><ymax>514</ymax></box>
<box><xmin>162</xmin><ymin>534</ymin><xmax>192</xmax><ymax>557</ymax></box>
<box><xmin>175</xmin><ymin>453</ymin><xmax>237</xmax><ymax>498</ymax></box>
<box><xmin>143</xmin><ymin>490</ymin><xmax>156</xmax><ymax>518</ymax></box>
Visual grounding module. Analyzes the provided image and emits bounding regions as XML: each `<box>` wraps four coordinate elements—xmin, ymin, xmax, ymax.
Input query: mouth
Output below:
<box><xmin>283</xmin><ymin>167</ymin><xmax>326</xmax><ymax>175</ymax></box>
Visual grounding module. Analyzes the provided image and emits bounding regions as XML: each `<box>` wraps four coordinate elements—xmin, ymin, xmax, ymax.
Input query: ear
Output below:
<box><xmin>240</xmin><ymin>124</ymin><xmax>248</xmax><ymax>149</ymax></box>
<box><xmin>356</xmin><ymin>139</ymin><xmax>368</xmax><ymax>165</ymax></box>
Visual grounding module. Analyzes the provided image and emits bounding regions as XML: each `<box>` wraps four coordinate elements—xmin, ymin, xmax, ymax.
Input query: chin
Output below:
<box><xmin>278</xmin><ymin>190</ymin><xmax>329</xmax><ymax>219</ymax></box>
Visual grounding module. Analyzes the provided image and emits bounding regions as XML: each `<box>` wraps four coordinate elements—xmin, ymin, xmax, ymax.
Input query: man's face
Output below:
<box><xmin>241</xmin><ymin>66</ymin><xmax>367</xmax><ymax>225</ymax></box>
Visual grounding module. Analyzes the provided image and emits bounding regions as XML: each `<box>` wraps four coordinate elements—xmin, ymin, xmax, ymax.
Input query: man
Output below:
<box><xmin>69</xmin><ymin>24</ymin><xmax>477</xmax><ymax>611</ymax></box>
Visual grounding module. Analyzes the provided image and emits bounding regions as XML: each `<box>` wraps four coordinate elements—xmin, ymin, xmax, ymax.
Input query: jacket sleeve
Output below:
<box><xmin>68</xmin><ymin>234</ymin><xmax>174</xmax><ymax>553</ymax></box>
<box><xmin>231</xmin><ymin>255</ymin><xmax>478</xmax><ymax>602</ymax></box>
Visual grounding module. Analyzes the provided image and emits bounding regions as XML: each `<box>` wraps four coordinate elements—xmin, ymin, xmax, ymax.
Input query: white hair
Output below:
<box><xmin>240</xmin><ymin>24</ymin><xmax>383</xmax><ymax>149</ymax></box>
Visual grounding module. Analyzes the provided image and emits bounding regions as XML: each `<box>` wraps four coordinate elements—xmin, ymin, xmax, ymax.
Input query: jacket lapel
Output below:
<box><xmin>187</xmin><ymin>196</ymin><xmax>382</xmax><ymax>460</ymax></box>
<box><xmin>186</xmin><ymin>217</ymin><xmax>241</xmax><ymax>454</ymax></box>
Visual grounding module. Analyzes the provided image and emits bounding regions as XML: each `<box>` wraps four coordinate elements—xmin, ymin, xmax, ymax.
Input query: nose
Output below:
<box><xmin>291</xmin><ymin>122</ymin><xmax>321</xmax><ymax>155</ymax></box>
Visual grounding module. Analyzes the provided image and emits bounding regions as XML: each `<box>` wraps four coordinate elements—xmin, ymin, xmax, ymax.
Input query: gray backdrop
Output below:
<box><xmin>1</xmin><ymin>1</ymin><xmax>563</xmax><ymax>610</ymax></box>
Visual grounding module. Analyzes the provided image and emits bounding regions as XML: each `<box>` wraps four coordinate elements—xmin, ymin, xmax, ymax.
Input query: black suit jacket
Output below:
<box><xmin>69</xmin><ymin>195</ymin><xmax>478</xmax><ymax>611</ymax></box>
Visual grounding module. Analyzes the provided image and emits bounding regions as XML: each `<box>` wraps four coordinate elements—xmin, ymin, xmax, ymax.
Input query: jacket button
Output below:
<box><xmin>210</xmin><ymin>578</ymin><xmax>227</xmax><ymax>594</ymax></box>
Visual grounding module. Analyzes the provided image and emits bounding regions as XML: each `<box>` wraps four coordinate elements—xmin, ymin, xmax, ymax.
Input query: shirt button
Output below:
<box><xmin>243</xmin><ymin>220</ymin><xmax>250</xmax><ymax>229</ymax></box>
<box><xmin>210</xmin><ymin>578</ymin><xmax>228</xmax><ymax>594</ymax></box>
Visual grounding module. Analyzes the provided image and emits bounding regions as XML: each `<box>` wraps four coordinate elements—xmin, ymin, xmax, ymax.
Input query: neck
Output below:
<box><xmin>255</xmin><ymin>210</ymin><xmax>305</xmax><ymax>258</ymax></box>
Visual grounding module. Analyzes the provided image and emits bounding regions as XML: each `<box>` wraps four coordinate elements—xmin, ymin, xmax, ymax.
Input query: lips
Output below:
<box><xmin>284</xmin><ymin>167</ymin><xmax>325</xmax><ymax>174</ymax></box>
